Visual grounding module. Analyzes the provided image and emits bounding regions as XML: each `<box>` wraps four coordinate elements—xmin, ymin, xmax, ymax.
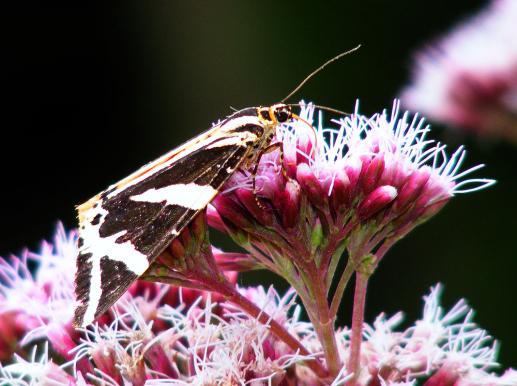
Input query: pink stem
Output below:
<box><xmin>346</xmin><ymin>271</ymin><xmax>369</xmax><ymax>384</ymax></box>
<box><xmin>308</xmin><ymin>268</ymin><xmax>341</xmax><ymax>377</ymax></box>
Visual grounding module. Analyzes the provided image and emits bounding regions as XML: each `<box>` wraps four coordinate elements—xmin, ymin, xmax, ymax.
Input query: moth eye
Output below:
<box><xmin>274</xmin><ymin>106</ymin><xmax>291</xmax><ymax>123</ymax></box>
<box><xmin>260</xmin><ymin>110</ymin><xmax>272</xmax><ymax>121</ymax></box>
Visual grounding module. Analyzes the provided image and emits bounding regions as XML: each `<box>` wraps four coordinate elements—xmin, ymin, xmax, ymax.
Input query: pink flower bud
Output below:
<box><xmin>211</xmin><ymin>194</ymin><xmax>253</xmax><ymax>230</ymax></box>
<box><xmin>47</xmin><ymin>325</ymin><xmax>77</xmax><ymax>361</ymax></box>
<box><xmin>330</xmin><ymin>170</ymin><xmax>351</xmax><ymax>212</ymax></box>
<box><xmin>144</xmin><ymin>342</ymin><xmax>179</xmax><ymax>379</ymax></box>
<box><xmin>393</xmin><ymin>168</ymin><xmax>431</xmax><ymax>212</ymax></box>
<box><xmin>0</xmin><ymin>312</ymin><xmax>21</xmax><ymax>361</ymax></box>
<box><xmin>121</xmin><ymin>357</ymin><xmax>147</xmax><ymax>386</ymax></box>
<box><xmin>90</xmin><ymin>343</ymin><xmax>122</xmax><ymax>384</ymax></box>
<box><xmin>358</xmin><ymin>186</ymin><xmax>398</xmax><ymax>220</ymax></box>
<box><xmin>235</xmin><ymin>188</ymin><xmax>274</xmax><ymax>226</ymax></box>
<box><xmin>423</xmin><ymin>361</ymin><xmax>461</xmax><ymax>386</ymax></box>
<box><xmin>275</xmin><ymin>180</ymin><xmax>301</xmax><ymax>229</ymax></box>
<box><xmin>345</xmin><ymin>158</ymin><xmax>362</xmax><ymax>195</ymax></box>
<box><xmin>361</xmin><ymin>155</ymin><xmax>385</xmax><ymax>195</ymax></box>
<box><xmin>417</xmin><ymin>197</ymin><xmax>450</xmax><ymax>222</ymax></box>
<box><xmin>206</xmin><ymin>204</ymin><xmax>226</xmax><ymax>233</ymax></box>
<box><xmin>45</xmin><ymin>363</ymin><xmax>79</xmax><ymax>385</ymax></box>
<box><xmin>213</xmin><ymin>251</ymin><xmax>260</xmax><ymax>271</ymax></box>
<box><xmin>296</xmin><ymin>163</ymin><xmax>325</xmax><ymax>207</ymax></box>
<box><xmin>296</xmin><ymin>135</ymin><xmax>315</xmax><ymax>166</ymax></box>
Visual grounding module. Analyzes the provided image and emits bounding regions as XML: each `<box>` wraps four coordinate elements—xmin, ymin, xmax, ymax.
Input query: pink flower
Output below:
<box><xmin>152</xmin><ymin>287</ymin><xmax>318</xmax><ymax>385</ymax></box>
<box><xmin>208</xmin><ymin>101</ymin><xmax>494</xmax><ymax>378</ymax></box>
<box><xmin>0</xmin><ymin>101</ymin><xmax>503</xmax><ymax>385</ymax></box>
<box><xmin>318</xmin><ymin>284</ymin><xmax>515</xmax><ymax>386</ymax></box>
<box><xmin>0</xmin><ymin>343</ymin><xmax>89</xmax><ymax>386</ymax></box>
<box><xmin>400</xmin><ymin>0</ymin><xmax>517</xmax><ymax>144</ymax></box>
<box><xmin>0</xmin><ymin>224</ymin><xmax>77</xmax><ymax>361</ymax></box>
<box><xmin>212</xmin><ymin>101</ymin><xmax>493</xmax><ymax>268</ymax></box>
<box><xmin>0</xmin><ymin>222</ymin><xmax>514</xmax><ymax>386</ymax></box>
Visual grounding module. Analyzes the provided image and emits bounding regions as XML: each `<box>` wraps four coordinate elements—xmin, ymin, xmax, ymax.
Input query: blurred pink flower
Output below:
<box><xmin>400</xmin><ymin>0</ymin><xmax>517</xmax><ymax>144</ymax></box>
<box><xmin>0</xmin><ymin>224</ymin><xmax>77</xmax><ymax>361</ymax></box>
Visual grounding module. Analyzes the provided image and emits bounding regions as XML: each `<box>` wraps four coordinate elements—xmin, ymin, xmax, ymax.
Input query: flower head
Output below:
<box><xmin>0</xmin><ymin>224</ymin><xmax>78</xmax><ymax>361</ymax></box>
<box><xmin>334</xmin><ymin>284</ymin><xmax>513</xmax><ymax>386</ymax></box>
<box><xmin>0</xmin><ymin>343</ymin><xmax>84</xmax><ymax>386</ymax></box>
<box><xmin>400</xmin><ymin>0</ymin><xmax>517</xmax><ymax>144</ymax></box>
<box><xmin>210</xmin><ymin>100</ymin><xmax>493</xmax><ymax>312</ymax></box>
<box><xmin>0</xmin><ymin>221</ymin><xmax>514</xmax><ymax>386</ymax></box>
<box><xmin>208</xmin><ymin>100</ymin><xmax>494</xmax><ymax>379</ymax></box>
<box><xmin>0</xmin><ymin>98</ymin><xmax>503</xmax><ymax>385</ymax></box>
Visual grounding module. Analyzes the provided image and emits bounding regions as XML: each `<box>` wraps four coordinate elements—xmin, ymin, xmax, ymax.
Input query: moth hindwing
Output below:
<box><xmin>73</xmin><ymin>103</ymin><xmax>293</xmax><ymax>327</ymax></box>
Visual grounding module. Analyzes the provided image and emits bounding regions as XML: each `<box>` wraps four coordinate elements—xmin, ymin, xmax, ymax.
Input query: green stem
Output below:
<box><xmin>329</xmin><ymin>259</ymin><xmax>355</xmax><ymax>318</ymax></box>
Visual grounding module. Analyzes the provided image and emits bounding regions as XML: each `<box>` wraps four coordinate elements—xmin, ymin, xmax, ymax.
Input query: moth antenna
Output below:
<box><xmin>280</xmin><ymin>44</ymin><xmax>361</xmax><ymax>103</ymax></box>
<box><xmin>287</xmin><ymin>103</ymin><xmax>351</xmax><ymax>117</ymax></box>
<box><xmin>312</xmin><ymin>104</ymin><xmax>351</xmax><ymax>117</ymax></box>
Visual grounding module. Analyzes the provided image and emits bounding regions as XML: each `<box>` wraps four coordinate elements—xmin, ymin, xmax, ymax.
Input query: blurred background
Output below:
<box><xmin>3</xmin><ymin>0</ymin><xmax>515</xmax><ymax>368</ymax></box>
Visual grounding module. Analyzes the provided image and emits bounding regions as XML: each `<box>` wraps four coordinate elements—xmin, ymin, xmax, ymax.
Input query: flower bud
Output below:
<box><xmin>44</xmin><ymin>363</ymin><xmax>78</xmax><ymax>386</ymax></box>
<box><xmin>296</xmin><ymin>134</ymin><xmax>315</xmax><ymax>165</ymax></box>
<box><xmin>120</xmin><ymin>356</ymin><xmax>146</xmax><ymax>386</ymax></box>
<box><xmin>345</xmin><ymin>157</ymin><xmax>362</xmax><ymax>196</ymax></box>
<box><xmin>275</xmin><ymin>180</ymin><xmax>301</xmax><ymax>229</ymax></box>
<box><xmin>206</xmin><ymin>204</ymin><xmax>226</xmax><ymax>233</ymax></box>
<box><xmin>90</xmin><ymin>342</ymin><xmax>122</xmax><ymax>384</ymax></box>
<box><xmin>330</xmin><ymin>169</ymin><xmax>352</xmax><ymax>212</ymax></box>
<box><xmin>213</xmin><ymin>251</ymin><xmax>260</xmax><ymax>271</ymax></box>
<box><xmin>47</xmin><ymin>324</ymin><xmax>77</xmax><ymax>361</ymax></box>
<box><xmin>0</xmin><ymin>312</ymin><xmax>20</xmax><ymax>361</ymax></box>
<box><xmin>282</xmin><ymin>138</ymin><xmax>298</xmax><ymax>178</ymax></box>
<box><xmin>423</xmin><ymin>361</ymin><xmax>461</xmax><ymax>386</ymax></box>
<box><xmin>393</xmin><ymin>168</ymin><xmax>431</xmax><ymax>212</ymax></box>
<box><xmin>417</xmin><ymin>198</ymin><xmax>450</xmax><ymax>223</ymax></box>
<box><xmin>211</xmin><ymin>194</ymin><xmax>253</xmax><ymax>230</ymax></box>
<box><xmin>144</xmin><ymin>341</ymin><xmax>178</xmax><ymax>379</ymax></box>
<box><xmin>235</xmin><ymin>188</ymin><xmax>274</xmax><ymax>226</ymax></box>
<box><xmin>361</xmin><ymin>155</ymin><xmax>385</xmax><ymax>195</ymax></box>
<box><xmin>358</xmin><ymin>186</ymin><xmax>398</xmax><ymax>220</ymax></box>
<box><xmin>296</xmin><ymin>163</ymin><xmax>325</xmax><ymax>207</ymax></box>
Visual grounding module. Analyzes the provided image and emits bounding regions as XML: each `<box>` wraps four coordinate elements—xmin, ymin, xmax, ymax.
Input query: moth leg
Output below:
<box><xmin>252</xmin><ymin>142</ymin><xmax>286</xmax><ymax>209</ymax></box>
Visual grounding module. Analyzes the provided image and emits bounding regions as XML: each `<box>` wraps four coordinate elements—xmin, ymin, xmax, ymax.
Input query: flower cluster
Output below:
<box><xmin>400</xmin><ymin>0</ymin><xmax>517</xmax><ymax>144</ymax></box>
<box><xmin>0</xmin><ymin>226</ymin><xmax>515</xmax><ymax>385</ymax></box>
<box><xmin>0</xmin><ymin>225</ymin><xmax>237</xmax><ymax>383</ymax></box>
<box><xmin>0</xmin><ymin>102</ymin><xmax>509</xmax><ymax>385</ymax></box>
<box><xmin>209</xmin><ymin>100</ymin><xmax>494</xmax><ymax>378</ymax></box>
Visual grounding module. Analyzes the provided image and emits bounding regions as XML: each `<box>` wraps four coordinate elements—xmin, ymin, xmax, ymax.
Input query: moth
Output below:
<box><xmin>73</xmin><ymin>103</ymin><xmax>297</xmax><ymax>327</ymax></box>
<box><xmin>73</xmin><ymin>47</ymin><xmax>359</xmax><ymax>327</ymax></box>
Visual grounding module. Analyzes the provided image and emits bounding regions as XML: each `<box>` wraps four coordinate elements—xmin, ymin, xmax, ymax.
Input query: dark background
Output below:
<box><xmin>3</xmin><ymin>1</ymin><xmax>515</xmax><ymax>369</ymax></box>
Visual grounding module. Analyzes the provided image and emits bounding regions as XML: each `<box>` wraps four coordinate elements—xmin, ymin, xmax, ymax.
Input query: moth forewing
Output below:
<box><xmin>73</xmin><ymin>104</ymin><xmax>293</xmax><ymax>327</ymax></box>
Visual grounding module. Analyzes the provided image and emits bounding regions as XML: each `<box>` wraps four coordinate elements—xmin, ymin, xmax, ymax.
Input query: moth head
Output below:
<box><xmin>258</xmin><ymin>104</ymin><xmax>292</xmax><ymax>126</ymax></box>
